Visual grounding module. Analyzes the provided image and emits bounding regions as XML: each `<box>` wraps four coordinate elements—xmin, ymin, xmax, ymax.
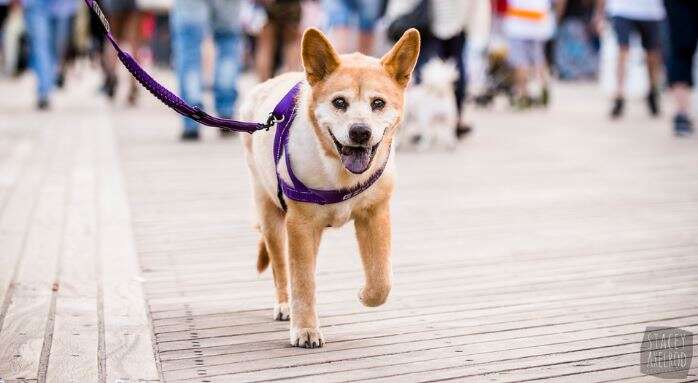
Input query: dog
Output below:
<box><xmin>239</xmin><ymin>28</ymin><xmax>420</xmax><ymax>348</ymax></box>
<box><xmin>400</xmin><ymin>58</ymin><xmax>459</xmax><ymax>151</ymax></box>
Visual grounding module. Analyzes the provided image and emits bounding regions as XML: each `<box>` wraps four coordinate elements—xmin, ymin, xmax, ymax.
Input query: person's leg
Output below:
<box><xmin>637</xmin><ymin>19</ymin><xmax>663</xmax><ymax>116</ymax></box>
<box><xmin>664</xmin><ymin>0</ymin><xmax>697</xmax><ymax>135</ymax></box>
<box><xmin>356</xmin><ymin>0</ymin><xmax>381</xmax><ymax>55</ymax></box>
<box><xmin>123</xmin><ymin>11</ymin><xmax>144</xmax><ymax>105</ymax></box>
<box><xmin>532</xmin><ymin>40</ymin><xmax>551</xmax><ymax>106</ymax></box>
<box><xmin>171</xmin><ymin>0</ymin><xmax>207</xmax><ymax>137</ymax></box>
<box><xmin>322</xmin><ymin>0</ymin><xmax>353</xmax><ymax>53</ymax></box>
<box><xmin>610</xmin><ymin>16</ymin><xmax>632</xmax><ymax>118</ymax></box>
<box><xmin>24</xmin><ymin>0</ymin><xmax>54</xmax><ymax>108</ymax></box>
<box><xmin>51</xmin><ymin>13</ymin><xmax>71</xmax><ymax>89</ymax></box>
<box><xmin>442</xmin><ymin>33</ymin><xmax>467</xmax><ymax>125</ymax></box>
<box><xmin>211</xmin><ymin>0</ymin><xmax>243</xmax><ymax>137</ymax></box>
<box><xmin>274</xmin><ymin>1</ymin><xmax>302</xmax><ymax>73</ymax></box>
<box><xmin>255</xmin><ymin>6</ymin><xmax>277</xmax><ymax>81</ymax></box>
<box><xmin>507</xmin><ymin>38</ymin><xmax>531</xmax><ymax>107</ymax></box>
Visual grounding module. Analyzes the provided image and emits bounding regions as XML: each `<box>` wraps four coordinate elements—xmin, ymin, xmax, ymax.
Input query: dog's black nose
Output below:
<box><xmin>348</xmin><ymin>124</ymin><xmax>371</xmax><ymax>145</ymax></box>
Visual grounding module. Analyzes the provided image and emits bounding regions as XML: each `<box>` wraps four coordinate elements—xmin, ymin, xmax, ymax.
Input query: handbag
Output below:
<box><xmin>387</xmin><ymin>0</ymin><xmax>430</xmax><ymax>42</ymax></box>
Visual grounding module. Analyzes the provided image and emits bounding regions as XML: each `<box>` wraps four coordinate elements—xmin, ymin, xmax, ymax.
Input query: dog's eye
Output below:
<box><xmin>371</xmin><ymin>98</ymin><xmax>386</xmax><ymax>111</ymax></box>
<box><xmin>332</xmin><ymin>97</ymin><xmax>348</xmax><ymax>111</ymax></box>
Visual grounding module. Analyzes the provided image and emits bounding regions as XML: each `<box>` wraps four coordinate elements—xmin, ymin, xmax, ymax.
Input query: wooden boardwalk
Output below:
<box><xmin>0</xmin><ymin>72</ymin><xmax>697</xmax><ymax>382</ymax></box>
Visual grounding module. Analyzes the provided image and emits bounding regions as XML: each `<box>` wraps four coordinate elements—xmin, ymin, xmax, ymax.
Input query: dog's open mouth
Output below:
<box><xmin>328</xmin><ymin>130</ymin><xmax>379</xmax><ymax>174</ymax></box>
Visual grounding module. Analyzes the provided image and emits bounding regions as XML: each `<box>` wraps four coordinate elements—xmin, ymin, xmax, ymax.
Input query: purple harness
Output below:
<box><xmin>272</xmin><ymin>84</ymin><xmax>389</xmax><ymax>208</ymax></box>
<box><xmin>85</xmin><ymin>0</ymin><xmax>389</xmax><ymax>207</ymax></box>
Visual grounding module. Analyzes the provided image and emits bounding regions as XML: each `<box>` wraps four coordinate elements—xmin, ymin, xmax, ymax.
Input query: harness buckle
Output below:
<box><xmin>264</xmin><ymin>113</ymin><xmax>285</xmax><ymax>131</ymax></box>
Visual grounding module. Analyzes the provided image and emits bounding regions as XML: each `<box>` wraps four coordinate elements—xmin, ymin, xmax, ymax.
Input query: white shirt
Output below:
<box><xmin>606</xmin><ymin>0</ymin><xmax>665</xmax><ymax>21</ymax></box>
<box><xmin>386</xmin><ymin>0</ymin><xmax>490</xmax><ymax>40</ymax></box>
<box><xmin>503</xmin><ymin>0</ymin><xmax>555</xmax><ymax>41</ymax></box>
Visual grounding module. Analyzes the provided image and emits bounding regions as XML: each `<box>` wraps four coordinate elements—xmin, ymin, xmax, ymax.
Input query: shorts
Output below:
<box><xmin>611</xmin><ymin>16</ymin><xmax>661</xmax><ymax>50</ymax></box>
<box><xmin>323</xmin><ymin>0</ymin><xmax>381</xmax><ymax>32</ymax></box>
<box><xmin>664</xmin><ymin>0</ymin><xmax>698</xmax><ymax>86</ymax></box>
<box><xmin>507</xmin><ymin>38</ymin><xmax>546</xmax><ymax>68</ymax></box>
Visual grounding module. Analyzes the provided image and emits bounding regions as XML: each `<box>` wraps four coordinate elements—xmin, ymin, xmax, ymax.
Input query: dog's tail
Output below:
<box><xmin>257</xmin><ymin>238</ymin><xmax>270</xmax><ymax>273</ymax></box>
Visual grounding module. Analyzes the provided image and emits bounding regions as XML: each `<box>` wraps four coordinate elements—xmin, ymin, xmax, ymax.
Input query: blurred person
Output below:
<box><xmin>387</xmin><ymin>0</ymin><xmax>489</xmax><ymax>138</ymax></box>
<box><xmin>22</xmin><ymin>0</ymin><xmax>78</xmax><ymax>110</ymax></box>
<box><xmin>596</xmin><ymin>0</ymin><xmax>665</xmax><ymax>119</ymax></box>
<box><xmin>0</xmin><ymin>0</ymin><xmax>10</xmax><ymax>72</ymax></box>
<box><xmin>254</xmin><ymin>0</ymin><xmax>302</xmax><ymax>82</ymax></box>
<box><xmin>554</xmin><ymin>0</ymin><xmax>600</xmax><ymax>80</ymax></box>
<box><xmin>171</xmin><ymin>0</ymin><xmax>243</xmax><ymax>141</ymax></box>
<box><xmin>502</xmin><ymin>0</ymin><xmax>555</xmax><ymax>109</ymax></box>
<box><xmin>663</xmin><ymin>0</ymin><xmax>697</xmax><ymax>136</ymax></box>
<box><xmin>101</xmin><ymin>0</ymin><xmax>147</xmax><ymax>104</ymax></box>
<box><xmin>322</xmin><ymin>0</ymin><xmax>382</xmax><ymax>54</ymax></box>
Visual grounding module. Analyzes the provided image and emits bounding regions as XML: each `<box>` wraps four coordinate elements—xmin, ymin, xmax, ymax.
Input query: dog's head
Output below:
<box><xmin>420</xmin><ymin>58</ymin><xmax>459</xmax><ymax>92</ymax></box>
<box><xmin>302</xmin><ymin>28</ymin><xmax>420</xmax><ymax>175</ymax></box>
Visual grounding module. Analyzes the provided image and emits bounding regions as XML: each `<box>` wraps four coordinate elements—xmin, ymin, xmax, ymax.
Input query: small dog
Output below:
<box><xmin>240</xmin><ymin>28</ymin><xmax>420</xmax><ymax>348</ymax></box>
<box><xmin>400</xmin><ymin>58</ymin><xmax>459</xmax><ymax>151</ymax></box>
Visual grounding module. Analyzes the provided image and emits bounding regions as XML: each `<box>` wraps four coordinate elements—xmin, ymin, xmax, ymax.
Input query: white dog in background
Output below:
<box><xmin>400</xmin><ymin>58</ymin><xmax>459</xmax><ymax>151</ymax></box>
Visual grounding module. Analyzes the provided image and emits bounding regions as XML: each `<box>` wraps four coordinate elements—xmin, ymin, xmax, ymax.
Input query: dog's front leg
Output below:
<box><xmin>354</xmin><ymin>199</ymin><xmax>392</xmax><ymax>307</ymax></box>
<box><xmin>286</xmin><ymin>208</ymin><xmax>324</xmax><ymax>348</ymax></box>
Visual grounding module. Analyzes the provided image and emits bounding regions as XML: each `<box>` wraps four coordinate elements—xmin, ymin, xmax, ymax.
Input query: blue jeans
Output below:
<box><xmin>323</xmin><ymin>0</ymin><xmax>381</xmax><ymax>32</ymax></box>
<box><xmin>171</xmin><ymin>0</ymin><xmax>242</xmax><ymax>132</ymax></box>
<box><xmin>24</xmin><ymin>0</ymin><xmax>71</xmax><ymax>101</ymax></box>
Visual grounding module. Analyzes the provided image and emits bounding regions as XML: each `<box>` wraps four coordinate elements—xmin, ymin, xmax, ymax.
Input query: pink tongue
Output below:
<box><xmin>341</xmin><ymin>148</ymin><xmax>371</xmax><ymax>174</ymax></box>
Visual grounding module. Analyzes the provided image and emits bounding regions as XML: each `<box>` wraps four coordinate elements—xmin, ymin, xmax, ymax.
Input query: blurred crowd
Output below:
<box><xmin>0</xmin><ymin>0</ymin><xmax>696</xmax><ymax>140</ymax></box>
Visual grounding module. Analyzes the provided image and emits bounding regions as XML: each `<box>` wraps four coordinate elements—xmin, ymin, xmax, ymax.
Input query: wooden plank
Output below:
<box><xmin>45</xmin><ymin>121</ymin><xmax>100</xmax><ymax>383</ymax></box>
<box><xmin>0</xmin><ymin>128</ymin><xmax>72</xmax><ymax>380</ymax></box>
<box><xmin>96</xmin><ymin>115</ymin><xmax>160</xmax><ymax>382</ymax></box>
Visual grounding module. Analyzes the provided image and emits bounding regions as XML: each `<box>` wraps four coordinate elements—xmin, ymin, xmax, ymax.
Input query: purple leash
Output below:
<box><xmin>86</xmin><ymin>0</ymin><xmax>390</xmax><ymax>206</ymax></box>
<box><xmin>84</xmin><ymin>0</ymin><xmax>279</xmax><ymax>133</ymax></box>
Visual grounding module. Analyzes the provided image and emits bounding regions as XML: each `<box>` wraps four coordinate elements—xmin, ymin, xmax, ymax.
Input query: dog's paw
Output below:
<box><xmin>358</xmin><ymin>286</ymin><xmax>390</xmax><ymax>307</ymax></box>
<box><xmin>273</xmin><ymin>302</ymin><xmax>290</xmax><ymax>321</ymax></box>
<box><xmin>290</xmin><ymin>327</ymin><xmax>325</xmax><ymax>348</ymax></box>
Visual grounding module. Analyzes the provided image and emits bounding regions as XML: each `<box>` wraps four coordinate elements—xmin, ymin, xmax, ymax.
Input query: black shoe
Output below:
<box><xmin>540</xmin><ymin>87</ymin><xmax>550</xmax><ymax>107</ymax></box>
<box><xmin>673</xmin><ymin>114</ymin><xmax>694</xmax><ymax>137</ymax></box>
<box><xmin>219</xmin><ymin>128</ymin><xmax>237</xmax><ymax>138</ymax></box>
<box><xmin>455</xmin><ymin>123</ymin><xmax>472</xmax><ymax>140</ymax></box>
<box><xmin>103</xmin><ymin>75</ymin><xmax>117</xmax><ymax>100</ymax></box>
<box><xmin>181</xmin><ymin>130</ymin><xmax>200</xmax><ymax>141</ymax></box>
<box><xmin>56</xmin><ymin>71</ymin><xmax>65</xmax><ymax>89</ymax></box>
<box><xmin>37</xmin><ymin>98</ymin><xmax>50</xmax><ymax>111</ymax></box>
<box><xmin>610</xmin><ymin>97</ymin><xmax>624</xmax><ymax>119</ymax></box>
<box><xmin>646</xmin><ymin>89</ymin><xmax>660</xmax><ymax>116</ymax></box>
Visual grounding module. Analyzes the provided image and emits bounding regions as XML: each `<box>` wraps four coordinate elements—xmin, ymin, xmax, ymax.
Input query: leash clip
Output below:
<box><xmin>264</xmin><ymin>113</ymin><xmax>285</xmax><ymax>131</ymax></box>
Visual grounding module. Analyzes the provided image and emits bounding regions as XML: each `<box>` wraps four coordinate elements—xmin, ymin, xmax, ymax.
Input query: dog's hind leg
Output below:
<box><xmin>257</xmin><ymin>194</ymin><xmax>290</xmax><ymax>321</ymax></box>
<box><xmin>354</xmin><ymin>198</ymin><xmax>392</xmax><ymax>307</ymax></box>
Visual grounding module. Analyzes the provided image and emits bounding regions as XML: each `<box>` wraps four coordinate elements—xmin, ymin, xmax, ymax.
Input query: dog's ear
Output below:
<box><xmin>302</xmin><ymin>28</ymin><xmax>341</xmax><ymax>86</ymax></box>
<box><xmin>381</xmin><ymin>29</ymin><xmax>421</xmax><ymax>87</ymax></box>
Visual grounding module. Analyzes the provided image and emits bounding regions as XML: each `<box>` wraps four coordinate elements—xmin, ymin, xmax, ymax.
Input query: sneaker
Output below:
<box><xmin>673</xmin><ymin>114</ymin><xmax>694</xmax><ymax>137</ymax></box>
<box><xmin>646</xmin><ymin>89</ymin><xmax>660</xmax><ymax>116</ymax></box>
<box><xmin>181</xmin><ymin>130</ymin><xmax>200</xmax><ymax>141</ymax></box>
<box><xmin>610</xmin><ymin>97</ymin><xmax>624</xmax><ymax>119</ymax></box>
<box><xmin>103</xmin><ymin>75</ymin><xmax>117</xmax><ymax>100</ymax></box>
<box><xmin>37</xmin><ymin>98</ymin><xmax>50</xmax><ymax>111</ymax></box>
<box><xmin>455</xmin><ymin>123</ymin><xmax>473</xmax><ymax>140</ymax></box>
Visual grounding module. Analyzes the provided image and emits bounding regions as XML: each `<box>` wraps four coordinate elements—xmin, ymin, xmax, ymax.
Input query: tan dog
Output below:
<box><xmin>240</xmin><ymin>28</ymin><xmax>420</xmax><ymax>348</ymax></box>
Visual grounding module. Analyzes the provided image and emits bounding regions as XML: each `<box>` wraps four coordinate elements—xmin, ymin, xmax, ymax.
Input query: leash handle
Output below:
<box><xmin>84</xmin><ymin>0</ymin><xmax>269</xmax><ymax>133</ymax></box>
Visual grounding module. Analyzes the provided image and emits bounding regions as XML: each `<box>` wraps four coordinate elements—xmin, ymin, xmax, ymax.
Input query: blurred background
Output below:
<box><xmin>0</xmin><ymin>0</ymin><xmax>696</xmax><ymax>138</ymax></box>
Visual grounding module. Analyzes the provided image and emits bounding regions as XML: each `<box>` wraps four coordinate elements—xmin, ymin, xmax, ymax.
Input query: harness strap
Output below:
<box><xmin>272</xmin><ymin>84</ymin><xmax>391</xmax><ymax>207</ymax></box>
<box><xmin>84</xmin><ymin>0</ymin><xmax>274</xmax><ymax>133</ymax></box>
